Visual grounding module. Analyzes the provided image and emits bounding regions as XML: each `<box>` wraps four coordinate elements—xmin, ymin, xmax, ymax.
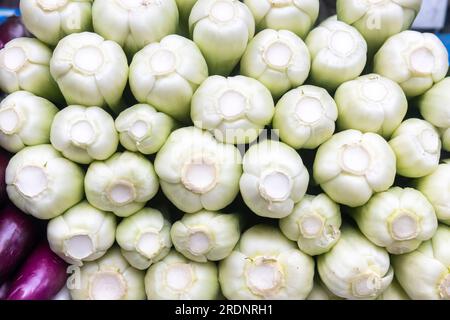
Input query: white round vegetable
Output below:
<box><xmin>0</xmin><ymin>91</ymin><xmax>58</xmax><ymax>153</ymax></box>
<box><xmin>189</xmin><ymin>0</ymin><xmax>255</xmax><ymax>75</ymax></box>
<box><xmin>92</xmin><ymin>0</ymin><xmax>178</xmax><ymax>56</ymax></box>
<box><xmin>240</xmin><ymin>29</ymin><xmax>311</xmax><ymax>99</ymax></box>
<box><xmin>191</xmin><ymin>75</ymin><xmax>275</xmax><ymax>144</ymax></box>
<box><xmin>0</xmin><ymin>38</ymin><xmax>62</xmax><ymax>102</ymax></box>
<box><xmin>47</xmin><ymin>201</ymin><xmax>117</xmax><ymax>265</ymax></box>
<box><xmin>70</xmin><ymin>247</ymin><xmax>146</xmax><ymax>300</ymax></box>
<box><xmin>389</xmin><ymin>118</ymin><xmax>441</xmax><ymax>178</ymax></box>
<box><xmin>441</xmin><ymin>127</ymin><xmax>450</xmax><ymax>152</ymax></box>
<box><xmin>279</xmin><ymin>194</ymin><xmax>341</xmax><ymax>256</ymax></box>
<box><xmin>116</xmin><ymin>208</ymin><xmax>172</xmax><ymax>270</ymax></box>
<box><xmin>240</xmin><ymin>140</ymin><xmax>309</xmax><ymax>219</ymax></box>
<box><xmin>171</xmin><ymin>210</ymin><xmax>240</xmax><ymax>262</ymax></box>
<box><xmin>145</xmin><ymin>250</ymin><xmax>220</xmax><ymax>300</ymax></box>
<box><xmin>154</xmin><ymin>127</ymin><xmax>242</xmax><ymax>213</ymax></box>
<box><xmin>219</xmin><ymin>224</ymin><xmax>315</xmax><ymax>300</ymax></box>
<box><xmin>374</xmin><ymin>31</ymin><xmax>449</xmax><ymax>97</ymax></box>
<box><xmin>50</xmin><ymin>105</ymin><xmax>119</xmax><ymax>164</ymax></box>
<box><xmin>5</xmin><ymin>144</ymin><xmax>84</xmax><ymax>219</ymax></box>
<box><xmin>305</xmin><ymin>19</ymin><xmax>367</xmax><ymax>91</ymax></box>
<box><xmin>20</xmin><ymin>0</ymin><xmax>93</xmax><ymax>46</ymax></box>
<box><xmin>335</xmin><ymin>74</ymin><xmax>408</xmax><ymax>138</ymax></box>
<box><xmin>50</xmin><ymin>32</ymin><xmax>128</xmax><ymax>113</ymax></box>
<box><xmin>273</xmin><ymin>85</ymin><xmax>337</xmax><ymax>149</ymax></box>
<box><xmin>307</xmin><ymin>277</ymin><xmax>342</xmax><ymax>300</ymax></box>
<box><xmin>317</xmin><ymin>224</ymin><xmax>394</xmax><ymax>300</ymax></box>
<box><xmin>313</xmin><ymin>129</ymin><xmax>396</xmax><ymax>207</ymax></box>
<box><xmin>376</xmin><ymin>278</ymin><xmax>410</xmax><ymax>300</ymax></box>
<box><xmin>85</xmin><ymin>152</ymin><xmax>159</xmax><ymax>217</ymax></box>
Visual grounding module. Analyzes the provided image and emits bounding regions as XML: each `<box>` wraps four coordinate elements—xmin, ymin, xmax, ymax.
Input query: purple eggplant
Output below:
<box><xmin>0</xmin><ymin>204</ymin><xmax>36</xmax><ymax>282</ymax></box>
<box><xmin>0</xmin><ymin>281</ymin><xmax>9</xmax><ymax>299</ymax></box>
<box><xmin>0</xmin><ymin>151</ymin><xmax>8</xmax><ymax>204</ymax></box>
<box><xmin>0</xmin><ymin>15</ymin><xmax>30</xmax><ymax>50</ymax></box>
<box><xmin>6</xmin><ymin>242</ymin><xmax>68</xmax><ymax>300</ymax></box>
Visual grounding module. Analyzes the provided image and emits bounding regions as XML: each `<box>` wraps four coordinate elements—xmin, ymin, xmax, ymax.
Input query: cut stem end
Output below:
<box><xmin>218</xmin><ymin>90</ymin><xmax>246</xmax><ymax>120</ymax></box>
<box><xmin>295</xmin><ymin>97</ymin><xmax>324</xmax><ymax>124</ymax></box>
<box><xmin>15</xmin><ymin>165</ymin><xmax>48</xmax><ymax>198</ymax></box>
<box><xmin>136</xmin><ymin>231</ymin><xmax>161</xmax><ymax>259</ymax></box>
<box><xmin>246</xmin><ymin>258</ymin><xmax>283</xmax><ymax>297</ymax></box>
<box><xmin>263</xmin><ymin>41</ymin><xmax>293</xmax><ymax>69</ymax></box>
<box><xmin>389</xmin><ymin>212</ymin><xmax>419</xmax><ymax>241</ymax></box>
<box><xmin>64</xmin><ymin>234</ymin><xmax>95</xmax><ymax>260</ymax></box>
<box><xmin>107</xmin><ymin>180</ymin><xmax>136</xmax><ymax>206</ymax></box>
<box><xmin>74</xmin><ymin>46</ymin><xmax>104</xmax><ymax>74</ymax></box>
<box><xmin>90</xmin><ymin>271</ymin><xmax>127</xmax><ymax>300</ymax></box>
<box><xmin>299</xmin><ymin>214</ymin><xmax>325</xmax><ymax>239</ymax></box>
<box><xmin>259</xmin><ymin>171</ymin><xmax>292</xmax><ymax>202</ymax></box>
<box><xmin>340</xmin><ymin>144</ymin><xmax>371</xmax><ymax>175</ymax></box>
<box><xmin>2</xmin><ymin>47</ymin><xmax>27</xmax><ymax>72</ymax></box>
<box><xmin>188</xmin><ymin>229</ymin><xmax>211</xmax><ymax>256</ymax></box>
<box><xmin>165</xmin><ymin>263</ymin><xmax>194</xmax><ymax>292</ymax></box>
<box><xmin>181</xmin><ymin>159</ymin><xmax>218</xmax><ymax>194</ymax></box>
<box><xmin>0</xmin><ymin>108</ymin><xmax>22</xmax><ymax>134</ymax></box>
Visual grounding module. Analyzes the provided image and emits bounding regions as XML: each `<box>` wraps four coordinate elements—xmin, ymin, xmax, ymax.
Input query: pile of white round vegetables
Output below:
<box><xmin>0</xmin><ymin>0</ymin><xmax>449</xmax><ymax>300</ymax></box>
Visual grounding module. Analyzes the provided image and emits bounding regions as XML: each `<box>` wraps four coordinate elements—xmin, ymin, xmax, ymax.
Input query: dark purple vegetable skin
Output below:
<box><xmin>6</xmin><ymin>242</ymin><xmax>68</xmax><ymax>300</ymax></box>
<box><xmin>0</xmin><ymin>150</ymin><xmax>8</xmax><ymax>204</ymax></box>
<box><xmin>0</xmin><ymin>1</ymin><xmax>19</xmax><ymax>7</ymax></box>
<box><xmin>0</xmin><ymin>15</ymin><xmax>30</xmax><ymax>50</ymax></box>
<box><xmin>0</xmin><ymin>204</ymin><xmax>36</xmax><ymax>282</ymax></box>
<box><xmin>0</xmin><ymin>281</ymin><xmax>9</xmax><ymax>299</ymax></box>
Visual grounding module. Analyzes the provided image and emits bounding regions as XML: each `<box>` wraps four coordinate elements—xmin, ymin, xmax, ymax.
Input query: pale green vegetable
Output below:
<box><xmin>442</xmin><ymin>128</ymin><xmax>450</xmax><ymax>152</ymax></box>
<box><xmin>389</xmin><ymin>119</ymin><xmax>441</xmax><ymax>178</ymax></box>
<box><xmin>273</xmin><ymin>85</ymin><xmax>337</xmax><ymax>149</ymax></box>
<box><xmin>336</xmin><ymin>0</ymin><xmax>422</xmax><ymax>53</ymax></box>
<box><xmin>374</xmin><ymin>31</ymin><xmax>449</xmax><ymax>97</ymax></box>
<box><xmin>115</xmin><ymin>104</ymin><xmax>175</xmax><ymax>155</ymax></box>
<box><xmin>313</xmin><ymin>129</ymin><xmax>396</xmax><ymax>207</ymax></box>
<box><xmin>191</xmin><ymin>75</ymin><xmax>274</xmax><ymax>144</ymax></box>
<box><xmin>279</xmin><ymin>194</ymin><xmax>341</xmax><ymax>256</ymax></box>
<box><xmin>189</xmin><ymin>0</ymin><xmax>255</xmax><ymax>75</ymax></box>
<box><xmin>50</xmin><ymin>32</ymin><xmax>128</xmax><ymax>113</ymax></box>
<box><xmin>85</xmin><ymin>152</ymin><xmax>159</xmax><ymax>217</ymax></box>
<box><xmin>70</xmin><ymin>247</ymin><xmax>146</xmax><ymax>300</ymax></box>
<box><xmin>47</xmin><ymin>201</ymin><xmax>116</xmax><ymax>265</ymax></box>
<box><xmin>335</xmin><ymin>74</ymin><xmax>408</xmax><ymax>138</ymax></box>
<box><xmin>20</xmin><ymin>0</ymin><xmax>93</xmax><ymax>46</ymax></box>
<box><xmin>176</xmin><ymin>0</ymin><xmax>198</xmax><ymax>35</ymax></box>
<box><xmin>5</xmin><ymin>145</ymin><xmax>84</xmax><ymax>220</ymax></box>
<box><xmin>219</xmin><ymin>224</ymin><xmax>315</xmax><ymax>300</ymax></box>
<box><xmin>145</xmin><ymin>250</ymin><xmax>220</xmax><ymax>300</ymax></box>
<box><xmin>240</xmin><ymin>29</ymin><xmax>310</xmax><ymax>99</ymax></box>
<box><xmin>92</xmin><ymin>0</ymin><xmax>178</xmax><ymax>56</ymax></box>
<box><xmin>240</xmin><ymin>140</ymin><xmax>309</xmax><ymax>219</ymax></box>
<box><xmin>0</xmin><ymin>91</ymin><xmax>58</xmax><ymax>153</ymax></box>
<box><xmin>417</xmin><ymin>161</ymin><xmax>450</xmax><ymax>225</ymax></box>
<box><xmin>376</xmin><ymin>278</ymin><xmax>410</xmax><ymax>300</ymax></box>
<box><xmin>116</xmin><ymin>208</ymin><xmax>172</xmax><ymax>270</ymax></box>
<box><xmin>171</xmin><ymin>210</ymin><xmax>240</xmax><ymax>262</ymax></box>
<box><xmin>352</xmin><ymin>187</ymin><xmax>438</xmax><ymax>254</ymax></box>
<box><xmin>392</xmin><ymin>224</ymin><xmax>450</xmax><ymax>300</ymax></box>
<box><xmin>50</xmin><ymin>105</ymin><xmax>119</xmax><ymax>164</ymax></box>
<box><xmin>307</xmin><ymin>277</ymin><xmax>342</xmax><ymax>300</ymax></box>
<box><xmin>0</xmin><ymin>38</ymin><xmax>62</xmax><ymax>102</ymax></box>
<box><xmin>155</xmin><ymin>127</ymin><xmax>242</xmax><ymax>213</ymax></box>
<box><xmin>244</xmin><ymin>0</ymin><xmax>319</xmax><ymax>39</ymax></box>
<box><xmin>305</xmin><ymin>19</ymin><xmax>367</xmax><ymax>91</ymax></box>
<box><xmin>318</xmin><ymin>224</ymin><xmax>394</xmax><ymax>300</ymax></box>
<box><xmin>129</xmin><ymin>35</ymin><xmax>208</xmax><ymax>122</ymax></box>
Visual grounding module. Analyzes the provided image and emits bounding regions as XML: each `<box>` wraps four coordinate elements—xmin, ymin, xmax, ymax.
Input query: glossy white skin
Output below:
<box><xmin>240</xmin><ymin>29</ymin><xmax>311</xmax><ymax>99</ymax></box>
<box><xmin>154</xmin><ymin>127</ymin><xmax>242</xmax><ymax>213</ymax></box>
<box><xmin>0</xmin><ymin>91</ymin><xmax>58</xmax><ymax>153</ymax></box>
<box><xmin>5</xmin><ymin>144</ymin><xmax>84</xmax><ymax>220</ymax></box>
<box><xmin>189</xmin><ymin>0</ymin><xmax>255</xmax><ymax>75</ymax></box>
<box><xmin>305</xmin><ymin>19</ymin><xmax>367</xmax><ymax>91</ymax></box>
<box><xmin>191</xmin><ymin>75</ymin><xmax>275</xmax><ymax>144</ymax></box>
<box><xmin>50</xmin><ymin>32</ymin><xmax>128</xmax><ymax>113</ymax></box>
<box><xmin>219</xmin><ymin>224</ymin><xmax>315</xmax><ymax>300</ymax></box>
<box><xmin>115</xmin><ymin>104</ymin><xmax>174</xmax><ymax>155</ymax></box>
<box><xmin>317</xmin><ymin>225</ymin><xmax>394</xmax><ymax>300</ymax></box>
<box><xmin>116</xmin><ymin>208</ymin><xmax>172</xmax><ymax>270</ymax></box>
<box><xmin>20</xmin><ymin>0</ymin><xmax>93</xmax><ymax>46</ymax></box>
<box><xmin>129</xmin><ymin>35</ymin><xmax>208</xmax><ymax>121</ymax></box>
<box><xmin>50</xmin><ymin>105</ymin><xmax>119</xmax><ymax>164</ymax></box>
<box><xmin>171</xmin><ymin>210</ymin><xmax>240</xmax><ymax>262</ymax></box>
<box><xmin>47</xmin><ymin>201</ymin><xmax>116</xmax><ymax>265</ymax></box>
<box><xmin>92</xmin><ymin>0</ymin><xmax>178</xmax><ymax>56</ymax></box>
<box><xmin>417</xmin><ymin>161</ymin><xmax>450</xmax><ymax>225</ymax></box>
<box><xmin>352</xmin><ymin>187</ymin><xmax>438</xmax><ymax>254</ymax></box>
<box><xmin>392</xmin><ymin>225</ymin><xmax>450</xmax><ymax>300</ymax></box>
<box><xmin>374</xmin><ymin>31</ymin><xmax>449</xmax><ymax>97</ymax></box>
<box><xmin>336</xmin><ymin>0</ymin><xmax>422</xmax><ymax>53</ymax></box>
<box><xmin>279</xmin><ymin>194</ymin><xmax>341</xmax><ymax>256</ymax></box>
<box><xmin>273</xmin><ymin>85</ymin><xmax>337</xmax><ymax>149</ymax></box>
<box><xmin>389</xmin><ymin>118</ymin><xmax>441</xmax><ymax>178</ymax></box>
<box><xmin>85</xmin><ymin>152</ymin><xmax>159</xmax><ymax>217</ymax></box>
<box><xmin>0</xmin><ymin>38</ymin><xmax>62</xmax><ymax>102</ymax></box>
<box><xmin>376</xmin><ymin>278</ymin><xmax>410</xmax><ymax>300</ymax></box>
<box><xmin>145</xmin><ymin>251</ymin><xmax>220</xmax><ymax>300</ymax></box>
<box><xmin>313</xmin><ymin>129</ymin><xmax>396</xmax><ymax>207</ymax></box>
<box><xmin>244</xmin><ymin>0</ymin><xmax>319</xmax><ymax>39</ymax></box>
<box><xmin>240</xmin><ymin>140</ymin><xmax>309</xmax><ymax>219</ymax></box>
<box><xmin>335</xmin><ymin>74</ymin><xmax>408</xmax><ymax>138</ymax></box>
<box><xmin>70</xmin><ymin>247</ymin><xmax>146</xmax><ymax>300</ymax></box>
